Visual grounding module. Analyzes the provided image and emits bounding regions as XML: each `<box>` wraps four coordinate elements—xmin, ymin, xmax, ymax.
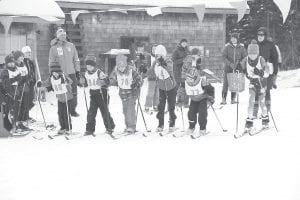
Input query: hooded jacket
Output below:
<box><xmin>222</xmin><ymin>42</ymin><xmax>247</xmax><ymax>73</ymax></box>
<box><xmin>172</xmin><ymin>44</ymin><xmax>189</xmax><ymax>84</ymax></box>
<box><xmin>258</xmin><ymin>39</ymin><xmax>278</xmax><ymax>75</ymax></box>
<box><xmin>49</xmin><ymin>38</ymin><xmax>80</xmax><ymax>75</ymax></box>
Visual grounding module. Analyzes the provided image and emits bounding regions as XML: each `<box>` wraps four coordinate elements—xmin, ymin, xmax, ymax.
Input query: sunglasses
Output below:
<box><xmin>257</xmin><ymin>33</ymin><xmax>265</xmax><ymax>36</ymax></box>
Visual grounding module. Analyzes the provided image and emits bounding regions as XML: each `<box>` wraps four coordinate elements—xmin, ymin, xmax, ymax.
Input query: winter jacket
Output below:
<box><xmin>172</xmin><ymin>45</ymin><xmax>189</xmax><ymax>84</ymax></box>
<box><xmin>49</xmin><ymin>38</ymin><xmax>80</xmax><ymax>75</ymax></box>
<box><xmin>181</xmin><ymin>68</ymin><xmax>214</xmax><ymax>102</ymax></box>
<box><xmin>0</xmin><ymin>68</ymin><xmax>22</xmax><ymax>105</ymax></box>
<box><xmin>82</xmin><ymin>69</ymin><xmax>109</xmax><ymax>96</ymax></box>
<box><xmin>109</xmin><ymin>65</ymin><xmax>142</xmax><ymax>100</ymax></box>
<box><xmin>222</xmin><ymin>42</ymin><xmax>247</xmax><ymax>73</ymax></box>
<box><xmin>23</xmin><ymin>58</ymin><xmax>37</xmax><ymax>87</ymax></box>
<box><xmin>43</xmin><ymin>74</ymin><xmax>73</xmax><ymax>103</ymax></box>
<box><xmin>241</xmin><ymin>56</ymin><xmax>268</xmax><ymax>91</ymax></box>
<box><xmin>151</xmin><ymin>58</ymin><xmax>176</xmax><ymax>91</ymax></box>
<box><xmin>258</xmin><ymin>39</ymin><xmax>278</xmax><ymax>75</ymax></box>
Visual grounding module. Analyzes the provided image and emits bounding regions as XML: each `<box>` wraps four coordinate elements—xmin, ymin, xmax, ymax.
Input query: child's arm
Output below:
<box><xmin>97</xmin><ymin>70</ymin><xmax>109</xmax><ymax>87</ymax></box>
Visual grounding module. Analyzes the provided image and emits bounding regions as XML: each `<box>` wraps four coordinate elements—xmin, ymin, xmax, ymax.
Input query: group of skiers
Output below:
<box><xmin>0</xmin><ymin>26</ymin><xmax>280</xmax><ymax>139</ymax></box>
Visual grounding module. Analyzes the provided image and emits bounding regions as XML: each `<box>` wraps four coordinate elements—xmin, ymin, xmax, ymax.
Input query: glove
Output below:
<box><xmin>4</xmin><ymin>93</ymin><xmax>14</xmax><ymax>103</ymax></box>
<box><xmin>46</xmin><ymin>86</ymin><xmax>53</xmax><ymax>92</ymax></box>
<box><xmin>79</xmin><ymin>77</ymin><xmax>86</xmax><ymax>86</ymax></box>
<box><xmin>207</xmin><ymin>96</ymin><xmax>215</xmax><ymax>105</ymax></box>
<box><xmin>254</xmin><ymin>67</ymin><xmax>264</xmax><ymax>77</ymax></box>
<box><xmin>130</xmin><ymin>82</ymin><xmax>138</xmax><ymax>89</ymax></box>
<box><xmin>36</xmin><ymin>81</ymin><xmax>42</xmax><ymax>88</ymax></box>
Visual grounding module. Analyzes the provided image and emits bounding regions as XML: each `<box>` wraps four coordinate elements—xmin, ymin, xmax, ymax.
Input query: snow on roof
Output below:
<box><xmin>0</xmin><ymin>0</ymin><xmax>65</xmax><ymax>18</ymax></box>
<box><xmin>56</xmin><ymin>0</ymin><xmax>244</xmax><ymax>9</ymax></box>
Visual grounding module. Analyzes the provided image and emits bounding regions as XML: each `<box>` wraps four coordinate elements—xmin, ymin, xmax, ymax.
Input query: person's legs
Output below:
<box><xmin>98</xmin><ymin>89</ymin><xmax>115</xmax><ymax>130</ymax></box>
<box><xmin>86</xmin><ymin>94</ymin><xmax>98</xmax><ymax>133</ymax></box>
<box><xmin>221</xmin><ymin>72</ymin><xmax>228</xmax><ymax>104</ymax></box>
<box><xmin>126</xmin><ymin>96</ymin><xmax>137</xmax><ymax>131</ymax></box>
<box><xmin>167</xmin><ymin>87</ymin><xmax>177</xmax><ymax>127</ymax></box>
<box><xmin>187</xmin><ymin>100</ymin><xmax>198</xmax><ymax>129</ymax></box>
<box><xmin>198</xmin><ymin>99</ymin><xmax>208</xmax><ymax>130</ymax></box>
<box><xmin>57</xmin><ymin>101</ymin><xmax>66</xmax><ymax>130</ymax></box>
<box><xmin>68</xmin><ymin>74</ymin><xmax>78</xmax><ymax>116</ymax></box>
<box><xmin>156</xmin><ymin>89</ymin><xmax>166</xmax><ymax>128</ymax></box>
<box><xmin>144</xmin><ymin>80</ymin><xmax>156</xmax><ymax>109</ymax></box>
<box><xmin>153</xmin><ymin>82</ymin><xmax>159</xmax><ymax>109</ymax></box>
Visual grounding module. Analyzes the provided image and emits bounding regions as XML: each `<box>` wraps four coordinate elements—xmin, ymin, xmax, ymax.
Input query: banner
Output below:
<box><xmin>229</xmin><ymin>0</ymin><xmax>248</xmax><ymax>22</ymax></box>
<box><xmin>193</xmin><ymin>4</ymin><xmax>205</xmax><ymax>22</ymax></box>
<box><xmin>71</xmin><ymin>10</ymin><xmax>90</xmax><ymax>24</ymax></box>
<box><xmin>146</xmin><ymin>7</ymin><xmax>162</xmax><ymax>17</ymax></box>
<box><xmin>273</xmin><ymin>0</ymin><xmax>292</xmax><ymax>22</ymax></box>
<box><xmin>0</xmin><ymin>16</ymin><xmax>13</xmax><ymax>34</ymax></box>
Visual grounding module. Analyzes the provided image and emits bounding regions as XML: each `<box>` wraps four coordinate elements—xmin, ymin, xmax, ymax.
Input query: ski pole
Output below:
<box><xmin>37</xmin><ymin>88</ymin><xmax>48</xmax><ymax>130</ymax></box>
<box><xmin>83</xmin><ymin>87</ymin><xmax>89</xmax><ymax>112</ymax></box>
<box><xmin>137</xmin><ymin>95</ymin><xmax>151</xmax><ymax>133</ymax></box>
<box><xmin>269</xmin><ymin>109</ymin><xmax>279</xmax><ymax>132</ymax></box>
<box><xmin>209</xmin><ymin>103</ymin><xmax>228</xmax><ymax>132</ymax></box>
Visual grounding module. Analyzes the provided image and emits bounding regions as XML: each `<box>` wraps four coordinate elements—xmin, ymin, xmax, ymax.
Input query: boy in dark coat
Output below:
<box><xmin>79</xmin><ymin>55</ymin><xmax>115</xmax><ymax>137</ymax></box>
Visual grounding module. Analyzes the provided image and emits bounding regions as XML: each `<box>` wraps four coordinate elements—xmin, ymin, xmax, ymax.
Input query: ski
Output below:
<box><xmin>249</xmin><ymin>126</ymin><xmax>273</xmax><ymax>136</ymax></box>
<box><xmin>65</xmin><ymin>132</ymin><xmax>95</xmax><ymax>140</ymax></box>
<box><xmin>234</xmin><ymin>129</ymin><xmax>252</xmax><ymax>139</ymax></box>
<box><xmin>158</xmin><ymin>127</ymin><xmax>179</xmax><ymax>137</ymax></box>
<box><xmin>190</xmin><ymin>131</ymin><xmax>210</xmax><ymax>139</ymax></box>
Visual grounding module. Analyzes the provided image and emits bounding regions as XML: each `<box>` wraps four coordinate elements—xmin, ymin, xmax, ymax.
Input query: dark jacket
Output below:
<box><xmin>222</xmin><ymin>42</ymin><xmax>247</xmax><ymax>73</ymax></box>
<box><xmin>23</xmin><ymin>58</ymin><xmax>37</xmax><ymax>87</ymax></box>
<box><xmin>172</xmin><ymin>45</ymin><xmax>189</xmax><ymax>84</ymax></box>
<box><xmin>258</xmin><ymin>39</ymin><xmax>278</xmax><ymax>75</ymax></box>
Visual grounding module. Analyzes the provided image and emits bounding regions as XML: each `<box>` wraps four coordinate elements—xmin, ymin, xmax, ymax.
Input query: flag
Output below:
<box><xmin>193</xmin><ymin>4</ymin><xmax>205</xmax><ymax>22</ymax></box>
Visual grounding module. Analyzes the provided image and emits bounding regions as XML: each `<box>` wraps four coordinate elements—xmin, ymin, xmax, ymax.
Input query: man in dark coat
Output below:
<box><xmin>254</xmin><ymin>27</ymin><xmax>278</xmax><ymax>117</ymax></box>
<box><xmin>172</xmin><ymin>39</ymin><xmax>189</xmax><ymax>107</ymax></box>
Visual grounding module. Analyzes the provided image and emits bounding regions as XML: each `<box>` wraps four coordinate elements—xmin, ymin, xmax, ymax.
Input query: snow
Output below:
<box><xmin>0</xmin><ymin>0</ymin><xmax>65</xmax><ymax>18</ymax></box>
<box><xmin>55</xmin><ymin>0</ymin><xmax>244</xmax><ymax>9</ymax></box>
<box><xmin>1</xmin><ymin>69</ymin><xmax>300</xmax><ymax>200</ymax></box>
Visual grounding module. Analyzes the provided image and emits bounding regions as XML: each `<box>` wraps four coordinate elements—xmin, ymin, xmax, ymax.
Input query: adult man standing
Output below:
<box><xmin>221</xmin><ymin>32</ymin><xmax>247</xmax><ymax>105</ymax></box>
<box><xmin>172</xmin><ymin>38</ymin><xmax>189</xmax><ymax>107</ymax></box>
<box><xmin>255</xmin><ymin>27</ymin><xmax>278</xmax><ymax>114</ymax></box>
<box><xmin>49</xmin><ymin>27</ymin><xmax>80</xmax><ymax>117</ymax></box>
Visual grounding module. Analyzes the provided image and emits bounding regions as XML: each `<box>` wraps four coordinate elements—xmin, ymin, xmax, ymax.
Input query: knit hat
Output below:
<box><xmin>56</xmin><ymin>27</ymin><xmax>66</xmax><ymax>38</ymax></box>
<box><xmin>248</xmin><ymin>39</ymin><xmax>259</xmax><ymax>55</ymax></box>
<box><xmin>116</xmin><ymin>54</ymin><xmax>127</xmax><ymax>69</ymax></box>
<box><xmin>21</xmin><ymin>46</ymin><xmax>32</xmax><ymax>53</ymax></box>
<box><xmin>154</xmin><ymin>45</ymin><xmax>167</xmax><ymax>57</ymax></box>
<box><xmin>180</xmin><ymin>38</ymin><xmax>188</xmax><ymax>44</ymax></box>
<box><xmin>230</xmin><ymin>32</ymin><xmax>240</xmax><ymax>39</ymax></box>
<box><xmin>13</xmin><ymin>51</ymin><xmax>24</xmax><ymax>60</ymax></box>
<box><xmin>49</xmin><ymin>61</ymin><xmax>62</xmax><ymax>74</ymax></box>
<box><xmin>85</xmin><ymin>55</ymin><xmax>96</xmax><ymax>67</ymax></box>
<box><xmin>257</xmin><ymin>27</ymin><xmax>268</xmax><ymax>36</ymax></box>
<box><xmin>5</xmin><ymin>54</ymin><xmax>14</xmax><ymax>65</ymax></box>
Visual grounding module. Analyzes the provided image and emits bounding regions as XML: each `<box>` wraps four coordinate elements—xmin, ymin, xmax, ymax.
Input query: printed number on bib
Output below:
<box><xmin>57</xmin><ymin>47</ymin><xmax>63</xmax><ymax>56</ymax></box>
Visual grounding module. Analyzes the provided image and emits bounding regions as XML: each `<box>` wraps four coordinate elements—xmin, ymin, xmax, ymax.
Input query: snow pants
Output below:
<box><xmin>157</xmin><ymin>87</ymin><xmax>177</xmax><ymax>127</ymax></box>
<box><xmin>86</xmin><ymin>89</ymin><xmax>115</xmax><ymax>132</ymax></box>
<box><xmin>188</xmin><ymin>99</ymin><xmax>208</xmax><ymax>130</ymax></box>
<box><xmin>58</xmin><ymin>100</ymin><xmax>72</xmax><ymax>131</ymax></box>
<box><xmin>144</xmin><ymin>80</ymin><xmax>159</xmax><ymax>109</ymax></box>
<box><xmin>121</xmin><ymin>95</ymin><xmax>137</xmax><ymax>130</ymax></box>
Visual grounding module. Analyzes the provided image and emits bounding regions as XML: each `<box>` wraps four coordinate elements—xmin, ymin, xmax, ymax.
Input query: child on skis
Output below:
<box><xmin>0</xmin><ymin>54</ymin><xmax>23</xmax><ymax>134</ymax></box>
<box><xmin>152</xmin><ymin>45</ymin><xmax>177</xmax><ymax>133</ymax></box>
<box><xmin>237</xmin><ymin>39</ymin><xmax>270</xmax><ymax>137</ymax></box>
<box><xmin>79</xmin><ymin>55</ymin><xmax>115</xmax><ymax>137</ymax></box>
<box><xmin>41</xmin><ymin>62</ymin><xmax>74</xmax><ymax>135</ymax></box>
<box><xmin>13</xmin><ymin>51</ymin><xmax>33</xmax><ymax>131</ymax></box>
<box><xmin>109</xmin><ymin>54</ymin><xmax>142</xmax><ymax>134</ymax></box>
<box><xmin>176</xmin><ymin>49</ymin><xmax>215</xmax><ymax>138</ymax></box>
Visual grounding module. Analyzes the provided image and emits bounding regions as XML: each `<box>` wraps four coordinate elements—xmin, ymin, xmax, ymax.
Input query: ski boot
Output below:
<box><xmin>220</xmin><ymin>98</ymin><xmax>227</xmax><ymax>105</ymax></box>
<box><xmin>191</xmin><ymin>129</ymin><xmax>207</xmax><ymax>139</ymax></box>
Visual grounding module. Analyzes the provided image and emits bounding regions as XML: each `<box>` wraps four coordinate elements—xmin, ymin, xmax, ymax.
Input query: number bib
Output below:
<box><xmin>185</xmin><ymin>78</ymin><xmax>204</xmax><ymax>96</ymax></box>
<box><xmin>117</xmin><ymin>69</ymin><xmax>133</xmax><ymax>89</ymax></box>
<box><xmin>8</xmin><ymin>69</ymin><xmax>21</xmax><ymax>86</ymax></box>
<box><xmin>17</xmin><ymin>66</ymin><xmax>28</xmax><ymax>76</ymax></box>
<box><xmin>51</xmin><ymin>76</ymin><xmax>67</xmax><ymax>95</ymax></box>
<box><xmin>154</xmin><ymin>64</ymin><xmax>170</xmax><ymax>80</ymax></box>
<box><xmin>85</xmin><ymin>70</ymin><xmax>101</xmax><ymax>90</ymax></box>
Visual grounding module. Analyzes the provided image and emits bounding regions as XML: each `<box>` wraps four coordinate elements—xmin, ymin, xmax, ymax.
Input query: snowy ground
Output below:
<box><xmin>0</xmin><ymin>69</ymin><xmax>300</xmax><ymax>200</ymax></box>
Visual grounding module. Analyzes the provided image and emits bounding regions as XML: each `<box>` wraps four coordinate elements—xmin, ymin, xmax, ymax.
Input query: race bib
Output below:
<box><xmin>57</xmin><ymin>47</ymin><xmax>63</xmax><ymax>56</ymax></box>
<box><xmin>117</xmin><ymin>69</ymin><xmax>132</xmax><ymax>89</ymax></box>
